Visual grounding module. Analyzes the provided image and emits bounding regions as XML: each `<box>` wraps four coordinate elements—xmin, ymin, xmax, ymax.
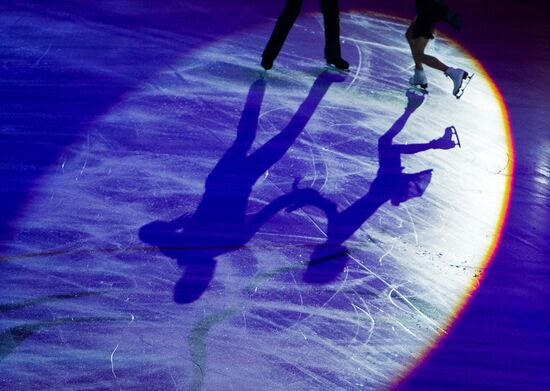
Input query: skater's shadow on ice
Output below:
<box><xmin>295</xmin><ymin>89</ymin><xmax>458</xmax><ymax>284</ymax></box>
<box><xmin>139</xmin><ymin>70</ymin><xmax>346</xmax><ymax>304</ymax></box>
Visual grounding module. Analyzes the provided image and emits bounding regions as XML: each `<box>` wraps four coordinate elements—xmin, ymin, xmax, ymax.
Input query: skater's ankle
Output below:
<box><xmin>261</xmin><ymin>57</ymin><xmax>273</xmax><ymax>71</ymax></box>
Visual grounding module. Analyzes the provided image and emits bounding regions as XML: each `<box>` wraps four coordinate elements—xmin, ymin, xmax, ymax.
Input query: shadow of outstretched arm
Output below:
<box><xmin>247</xmin><ymin>185</ymin><xmax>337</xmax><ymax>232</ymax></box>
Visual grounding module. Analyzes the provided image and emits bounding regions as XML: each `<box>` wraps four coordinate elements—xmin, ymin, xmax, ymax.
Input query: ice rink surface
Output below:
<box><xmin>0</xmin><ymin>1</ymin><xmax>548</xmax><ymax>390</ymax></box>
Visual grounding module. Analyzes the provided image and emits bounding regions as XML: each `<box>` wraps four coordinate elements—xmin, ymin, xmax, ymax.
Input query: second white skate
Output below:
<box><xmin>445</xmin><ymin>68</ymin><xmax>474</xmax><ymax>99</ymax></box>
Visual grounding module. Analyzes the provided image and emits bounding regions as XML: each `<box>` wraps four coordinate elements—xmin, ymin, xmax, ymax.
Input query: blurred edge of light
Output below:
<box><xmin>379</xmin><ymin>23</ymin><xmax>516</xmax><ymax>390</ymax></box>
<box><xmin>5</xmin><ymin>9</ymin><xmax>515</xmax><ymax>388</ymax></box>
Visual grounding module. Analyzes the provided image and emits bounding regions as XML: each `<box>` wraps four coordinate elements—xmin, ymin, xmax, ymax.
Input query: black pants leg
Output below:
<box><xmin>262</xmin><ymin>0</ymin><xmax>303</xmax><ymax>63</ymax></box>
<box><xmin>320</xmin><ymin>0</ymin><xmax>341</xmax><ymax>60</ymax></box>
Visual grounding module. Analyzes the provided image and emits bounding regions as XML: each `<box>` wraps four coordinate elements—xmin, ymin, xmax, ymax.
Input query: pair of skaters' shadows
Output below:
<box><xmin>140</xmin><ymin>71</ymin><xmax>459</xmax><ymax>304</ymax></box>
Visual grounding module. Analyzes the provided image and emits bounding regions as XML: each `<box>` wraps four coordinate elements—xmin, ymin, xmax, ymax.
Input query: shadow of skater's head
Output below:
<box><xmin>173</xmin><ymin>256</ymin><xmax>216</xmax><ymax>303</ymax></box>
<box><xmin>304</xmin><ymin>244</ymin><xmax>349</xmax><ymax>284</ymax></box>
<box><xmin>388</xmin><ymin>169</ymin><xmax>434</xmax><ymax>207</ymax></box>
<box><xmin>140</xmin><ymin>219</ymin><xmax>218</xmax><ymax>304</ymax></box>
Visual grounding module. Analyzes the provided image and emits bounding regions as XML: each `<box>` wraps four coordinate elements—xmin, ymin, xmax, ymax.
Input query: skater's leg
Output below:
<box><xmin>411</xmin><ymin>36</ymin><xmax>448</xmax><ymax>71</ymax></box>
<box><xmin>262</xmin><ymin>0</ymin><xmax>303</xmax><ymax>70</ymax></box>
<box><xmin>405</xmin><ymin>24</ymin><xmax>415</xmax><ymax>55</ymax></box>
<box><xmin>413</xmin><ymin>35</ymin><xmax>470</xmax><ymax>97</ymax></box>
<box><xmin>320</xmin><ymin>0</ymin><xmax>348</xmax><ymax>69</ymax></box>
<box><xmin>421</xmin><ymin>53</ymin><xmax>448</xmax><ymax>72</ymax></box>
<box><xmin>321</xmin><ymin>0</ymin><xmax>340</xmax><ymax>59</ymax></box>
<box><xmin>407</xmin><ymin>28</ymin><xmax>428</xmax><ymax>88</ymax></box>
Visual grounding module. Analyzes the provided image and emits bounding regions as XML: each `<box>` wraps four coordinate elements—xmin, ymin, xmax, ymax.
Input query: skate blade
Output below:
<box><xmin>408</xmin><ymin>80</ymin><xmax>428</xmax><ymax>92</ymax></box>
<box><xmin>325</xmin><ymin>63</ymin><xmax>350</xmax><ymax>73</ymax></box>
<box><xmin>409</xmin><ymin>79</ymin><xmax>428</xmax><ymax>89</ymax></box>
<box><xmin>455</xmin><ymin>73</ymin><xmax>474</xmax><ymax>99</ymax></box>
<box><xmin>408</xmin><ymin>86</ymin><xmax>429</xmax><ymax>96</ymax></box>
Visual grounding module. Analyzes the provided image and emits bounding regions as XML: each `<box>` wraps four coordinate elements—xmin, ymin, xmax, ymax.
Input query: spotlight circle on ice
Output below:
<box><xmin>5</xmin><ymin>10</ymin><xmax>513</xmax><ymax>391</ymax></box>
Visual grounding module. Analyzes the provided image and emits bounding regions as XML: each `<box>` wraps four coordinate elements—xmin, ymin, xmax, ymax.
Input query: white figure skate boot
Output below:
<box><xmin>445</xmin><ymin>67</ymin><xmax>473</xmax><ymax>99</ymax></box>
<box><xmin>409</xmin><ymin>68</ymin><xmax>428</xmax><ymax>89</ymax></box>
